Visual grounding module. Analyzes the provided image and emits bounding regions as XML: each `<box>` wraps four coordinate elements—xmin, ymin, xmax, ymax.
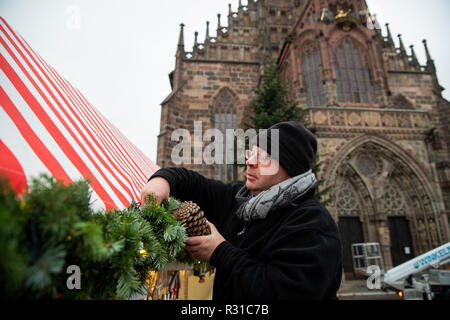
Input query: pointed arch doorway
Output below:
<box><xmin>335</xmin><ymin>161</ymin><xmax>375</xmax><ymax>277</ymax></box>
<box><xmin>326</xmin><ymin>136</ymin><xmax>447</xmax><ymax>277</ymax></box>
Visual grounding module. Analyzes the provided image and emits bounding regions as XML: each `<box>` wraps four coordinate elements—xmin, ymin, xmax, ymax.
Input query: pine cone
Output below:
<box><xmin>172</xmin><ymin>201</ymin><xmax>211</xmax><ymax>237</ymax></box>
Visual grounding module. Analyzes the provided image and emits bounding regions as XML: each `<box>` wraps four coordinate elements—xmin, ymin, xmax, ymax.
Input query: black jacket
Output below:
<box><xmin>150</xmin><ymin>167</ymin><xmax>342</xmax><ymax>300</ymax></box>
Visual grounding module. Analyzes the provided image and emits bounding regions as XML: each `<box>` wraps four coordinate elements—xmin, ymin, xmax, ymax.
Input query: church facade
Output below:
<box><xmin>157</xmin><ymin>0</ymin><xmax>450</xmax><ymax>276</ymax></box>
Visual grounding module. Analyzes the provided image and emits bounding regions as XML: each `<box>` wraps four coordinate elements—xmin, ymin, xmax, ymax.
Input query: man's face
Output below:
<box><xmin>245</xmin><ymin>146</ymin><xmax>290</xmax><ymax>196</ymax></box>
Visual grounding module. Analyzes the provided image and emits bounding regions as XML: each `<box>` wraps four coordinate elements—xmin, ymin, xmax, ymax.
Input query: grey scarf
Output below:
<box><xmin>235</xmin><ymin>169</ymin><xmax>317</xmax><ymax>223</ymax></box>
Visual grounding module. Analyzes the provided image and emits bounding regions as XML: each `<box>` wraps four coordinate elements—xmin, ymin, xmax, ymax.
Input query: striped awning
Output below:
<box><xmin>0</xmin><ymin>17</ymin><xmax>159</xmax><ymax>211</ymax></box>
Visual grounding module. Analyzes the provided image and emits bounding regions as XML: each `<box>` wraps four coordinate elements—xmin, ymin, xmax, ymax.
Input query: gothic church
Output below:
<box><xmin>157</xmin><ymin>0</ymin><xmax>450</xmax><ymax>276</ymax></box>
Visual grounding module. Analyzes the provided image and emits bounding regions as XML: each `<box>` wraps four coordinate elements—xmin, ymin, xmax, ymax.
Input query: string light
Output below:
<box><xmin>139</xmin><ymin>249</ymin><xmax>147</xmax><ymax>258</ymax></box>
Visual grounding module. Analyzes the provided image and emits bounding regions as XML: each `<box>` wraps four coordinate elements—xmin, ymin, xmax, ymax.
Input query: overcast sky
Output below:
<box><xmin>1</xmin><ymin>0</ymin><xmax>449</xmax><ymax>163</ymax></box>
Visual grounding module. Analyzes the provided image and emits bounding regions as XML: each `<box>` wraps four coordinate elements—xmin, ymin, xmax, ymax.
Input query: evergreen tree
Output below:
<box><xmin>244</xmin><ymin>59</ymin><xmax>305</xmax><ymax>129</ymax></box>
<box><xmin>244</xmin><ymin>59</ymin><xmax>333</xmax><ymax>206</ymax></box>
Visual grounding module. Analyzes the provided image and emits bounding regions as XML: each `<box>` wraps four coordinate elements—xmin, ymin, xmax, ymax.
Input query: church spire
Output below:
<box><xmin>194</xmin><ymin>31</ymin><xmax>198</xmax><ymax>47</ymax></box>
<box><xmin>177</xmin><ymin>23</ymin><xmax>185</xmax><ymax>51</ymax></box>
<box><xmin>205</xmin><ymin>21</ymin><xmax>210</xmax><ymax>42</ymax></box>
<box><xmin>397</xmin><ymin>34</ymin><xmax>406</xmax><ymax>55</ymax></box>
<box><xmin>423</xmin><ymin>39</ymin><xmax>433</xmax><ymax>62</ymax></box>
<box><xmin>173</xmin><ymin>23</ymin><xmax>186</xmax><ymax>90</ymax></box>
<box><xmin>217</xmin><ymin>13</ymin><xmax>222</xmax><ymax>32</ymax></box>
<box><xmin>192</xmin><ymin>31</ymin><xmax>199</xmax><ymax>57</ymax></box>
<box><xmin>228</xmin><ymin>3</ymin><xmax>233</xmax><ymax>26</ymax></box>
<box><xmin>409</xmin><ymin>45</ymin><xmax>419</xmax><ymax>67</ymax></box>
<box><xmin>385</xmin><ymin>23</ymin><xmax>394</xmax><ymax>46</ymax></box>
<box><xmin>423</xmin><ymin>39</ymin><xmax>436</xmax><ymax>71</ymax></box>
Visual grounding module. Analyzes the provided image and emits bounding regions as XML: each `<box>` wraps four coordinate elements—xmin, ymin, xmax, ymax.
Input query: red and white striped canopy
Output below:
<box><xmin>0</xmin><ymin>17</ymin><xmax>159</xmax><ymax>211</ymax></box>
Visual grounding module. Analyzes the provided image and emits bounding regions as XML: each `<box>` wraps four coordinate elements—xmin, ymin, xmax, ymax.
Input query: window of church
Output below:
<box><xmin>302</xmin><ymin>54</ymin><xmax>312</xmax><ymax>106</ymax></box>
<box><xmin>338</xmin><ymin>47</ymin><xmax>352</xmax><ymax>102</ymax></box>
<box><xmin>356</xmin><ymin>154</ymin><xmax>383</xmax><ymax>178</ymax></box>
<box><xmin>382</xmin><ymin>182</ymin><xmax>407</xmax><ymax>216</ymax></box>
<box><xmin>307</xmin><ymin>53</ymin><xmax>318</xmax><ymax>104</ymax></box>
<box><xmin>214</xmin><ymin>91</ymin><xmax>238</xmax><ymax>183</ymax></box>
<box><xmin>335</xmin><ymin>39</ymin><xmax>375</xmax><ymax>104</ymax></box>
<box><xmin>335</xmin><ymin>64</ymin><xmax>345</xmax><ymax>102</ymax></box>
<box><xmin>314</xmin><ymin>51</ymin><xmax>326</xmax><ymax>105</ymax></box>
<box><xmin>354</xmin><ymin>47</ymin><xmax>368</xmax><ymax>103</ymax></box>
<box><xmin>336</xmin><ymin>179</ymin><xmax>361</xmax><ymax>216</ymax></box>
<box><xmin>302</xmin><ymin>47</ymin><xmax>325</xmax><ymax>107</ymax></box>
<box><xmin>345</xmin><ymin>42</ymin><xmax>360</xmax><ymax>103</ymax></box>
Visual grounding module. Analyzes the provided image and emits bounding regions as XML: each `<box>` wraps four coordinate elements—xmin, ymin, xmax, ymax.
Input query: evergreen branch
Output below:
<box><xmin>0</xmin><ymin>174</ymin><xmax>195</xmax><ymax>300</ymax></box>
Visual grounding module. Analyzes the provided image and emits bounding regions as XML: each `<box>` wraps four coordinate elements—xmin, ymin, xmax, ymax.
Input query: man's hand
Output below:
<box><xmin>140</xmin><ymin>177</ymin><xmax>170</xmax><ymax>204</ymax></box>
<box><xmin>185</xmin><ymin>221</ymin><xmax>225</xmax><ymax>263</ymax></box>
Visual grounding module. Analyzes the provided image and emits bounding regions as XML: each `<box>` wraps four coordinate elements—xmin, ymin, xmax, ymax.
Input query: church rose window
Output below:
<box><xmin>335</xmin><ymin>39</ymin><xmax>375</xmax><ymax>104</ymax></box>
<box><xmin>357</xmin><ymin>155</ymin><xmax>377</xmax><ymax>177</ymax></box>
<box><xmin>356</xmin><ymin>153</ymin><xmax>383</xmax><ymax>178</ymax></box>
<box><xmin>302</xmin><ymin>47</ymin><xmax>325</xmax><ymax>106</ymax></box>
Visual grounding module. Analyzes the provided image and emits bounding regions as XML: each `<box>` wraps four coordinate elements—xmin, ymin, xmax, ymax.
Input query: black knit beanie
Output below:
<box><xmin>252</xmin><ymin>122</ymin><xmax>318</xmax><ymax>177</ymax></box>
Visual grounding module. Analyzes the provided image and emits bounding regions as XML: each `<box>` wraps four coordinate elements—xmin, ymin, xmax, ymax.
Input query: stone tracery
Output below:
<box><xmin>326</xmin><ymin>136</ymin><xmax>447</xmax><ymax>266</ymax></box>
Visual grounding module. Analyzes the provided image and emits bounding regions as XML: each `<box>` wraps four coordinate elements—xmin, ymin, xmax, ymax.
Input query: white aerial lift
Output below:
<box><xmin>381</xmin><ymin>242</ymin><xmax>450</xmax><ymax>300</ymax></box>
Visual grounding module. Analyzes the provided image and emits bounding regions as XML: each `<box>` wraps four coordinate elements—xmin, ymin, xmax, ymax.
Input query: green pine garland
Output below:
<box><xmin>0</xmin><ymin>174</ymin><xmax>196</xmax><ymax>300</ymax></box>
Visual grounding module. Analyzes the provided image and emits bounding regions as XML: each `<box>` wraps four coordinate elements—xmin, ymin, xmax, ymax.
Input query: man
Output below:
<box><xmin>140</xmin><ymin>121</ymin><xmax>342</xmax><ymax>300</ymax></box>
